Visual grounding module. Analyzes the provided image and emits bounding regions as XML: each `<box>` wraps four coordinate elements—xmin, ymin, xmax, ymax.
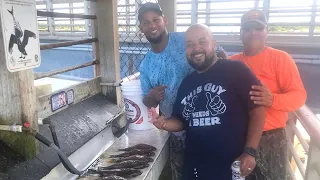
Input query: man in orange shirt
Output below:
<box><xmin>230</xmin><ymin>9</ymin><xmax>307</xmax><ymax>180</ymax></box>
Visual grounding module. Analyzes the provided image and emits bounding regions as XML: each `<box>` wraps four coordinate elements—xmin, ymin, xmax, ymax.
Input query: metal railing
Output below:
<box><xmin>286</xmin><ymin>105</ymin><xmax>320</xmax><ymax>180</ymax></box>
<box><xmin>34</xmin><ymin>7</ymin><xmax>99</xmax><ymax>80</ymax></box>
<box><xmin>177</xmin><ymin>0</ymin><xmax>319</xmax><ymax>36</ymax></box>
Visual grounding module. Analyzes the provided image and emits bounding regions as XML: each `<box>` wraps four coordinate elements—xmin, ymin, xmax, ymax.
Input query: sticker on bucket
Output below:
<box><xmin>124</xmin><ymin>98</ymin><xmax>143</xmax><ymax>124</ymax></box>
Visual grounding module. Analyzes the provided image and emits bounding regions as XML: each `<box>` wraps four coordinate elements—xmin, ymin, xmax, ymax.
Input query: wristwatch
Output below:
<box><xmin>244</xmin><ymin>147</ymin><xmax>257</xmax><ymax>158</ymax></box>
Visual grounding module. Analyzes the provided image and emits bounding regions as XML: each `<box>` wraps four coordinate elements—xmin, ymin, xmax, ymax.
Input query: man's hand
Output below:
<box><xmin>148</xmin><ymin>85</ymin><xmax>167</xmax><ymax>102</ymax></box>
<box><xmin>149</xmin><ymin>107</ymin><xmax>166</xmax><ymax>130</ymax></box>
<box><xmin>250</xmin><ymin>83</ymin><xmax>273</xmax><ymax>107</ymax></box>
<box><xmin>236</xmin><ymin>153</ymin><xmax>256</xmax><ymax>177</ymax></box>
<box><xmin>143</xmin><ymin>85</ymin><xmax>167</xmax><ymax>108</ymax></box>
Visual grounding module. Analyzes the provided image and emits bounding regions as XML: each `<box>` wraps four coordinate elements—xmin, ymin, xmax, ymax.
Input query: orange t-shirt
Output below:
<box><xmin>230</xmin><ymin>47</ymin><xmax>307</xmax><ymax>131</ymax></box>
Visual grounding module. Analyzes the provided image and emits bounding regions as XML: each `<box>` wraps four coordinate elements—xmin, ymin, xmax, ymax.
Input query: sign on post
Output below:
<box><xmin>0</xmin><ymin>0</ymin><xmax>41</xmax><ymax>72</ymax></box>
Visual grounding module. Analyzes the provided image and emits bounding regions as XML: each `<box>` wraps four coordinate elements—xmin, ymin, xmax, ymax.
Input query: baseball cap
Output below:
<box><xmin>241</xmin><ymin>9</ymin><xmax>267</xmax><ymax>27</ymax></box>
<box><xmin>138</xmin><ymin>2</ymin><xmax>163</xmax><ymax>22</ymax></box>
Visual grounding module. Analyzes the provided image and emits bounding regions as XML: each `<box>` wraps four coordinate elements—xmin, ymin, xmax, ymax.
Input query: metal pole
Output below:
<box><xmin>191</xmin><ymin>0</ymin><xmax>198</xmax><ymax>25</ymax></box>
<box><xmin>262</xmin><ymin>0</ymin><xmax>270</xmax><ymax>21</ymax></box>
<box><xmin>309</xmin><ymin>0</ymin><xmax>318</xmax><ymax>36</ymax></box>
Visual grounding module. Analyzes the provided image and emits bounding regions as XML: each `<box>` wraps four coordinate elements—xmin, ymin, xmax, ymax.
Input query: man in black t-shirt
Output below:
<box><xmin>150</xmin><ymin>24</ymin><xmax>266</xmax><ymax>180</ymax></box>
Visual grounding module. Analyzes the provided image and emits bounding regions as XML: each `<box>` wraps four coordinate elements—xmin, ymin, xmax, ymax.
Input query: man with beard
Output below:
<box><xmin>138</xmin><ymin>2</ymin><xmax>228</xmax><ymax>180</ymax></box>
<box><xmin>230</xmin><ymin>9</ymin><xmax>307</xmax><ymax>180</ymax></box>
<box><xmin>149</xmin><ymin>23</ymin><xmax>266</xmax><ymax>180</ymax></box>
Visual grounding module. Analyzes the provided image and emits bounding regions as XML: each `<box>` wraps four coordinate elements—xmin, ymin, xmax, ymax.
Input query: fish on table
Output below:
<box><xmin>78</xmin><ymin>177</ymin><xmax>127</xmax><ymax>180</ymax></box>
<box><xmin>109</xmin><ymin>149</ymin><xmax>155</xmax><ymax>158</ymax></box>
<box><xmin>110</xmin><ymin>155</ymin><xmax>153</xmax><ymax>163</ymax></box>
<box><xmin>97</xmin><ymin>168</ymin><xmax>142</xmax><ymax>178</ymax></box>
<box><xmin>99</xmin><ymin>160</ymin><xmax>149</xmax><ymax>170</ymax></box>
<box><xmin>101</xmin><ymin>175</ymin><xmax>128</xmax><ymax>180</ymax></box>
<box><xmin>118</xmin><ymin>144</ymin><xmax>157</xmax><ymax>152</ymax></box>
<box><xmin>77</xmin><ymin>174</ymin><xmax>127</xmax><ymax>180</ymax></box>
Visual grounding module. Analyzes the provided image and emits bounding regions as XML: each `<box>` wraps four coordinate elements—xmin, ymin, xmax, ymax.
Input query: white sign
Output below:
<box><xmin>0</xmin><ymin>0</ymin><xmax>41</xmax><ymax>72</ymax></box>
<box><xmin>67</xmin><ymin>89</ymin><xmax>74</xmax><ymax>105</ymax></box>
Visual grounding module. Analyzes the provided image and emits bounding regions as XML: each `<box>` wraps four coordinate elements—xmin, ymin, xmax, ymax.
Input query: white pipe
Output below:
<box><xmin>0</xmin><ymin>125</ymin><xmax>23</xmax><ymax>132</ymax></box>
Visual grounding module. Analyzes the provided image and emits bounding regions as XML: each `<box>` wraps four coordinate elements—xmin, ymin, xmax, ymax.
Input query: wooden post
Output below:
<box><xmin>95</xmin><ymin>0</ymin><xmax>121</xmax><ymax>106</ymax></box>
<box><xmin>0</xmin><ymin>30</ymin><xmax>39</xmax><ymax>159</ymax></box>
<box><xmin>158</xmin><ymin>0</ymin><xmax>177</xmax><ymax>32</ymax></box>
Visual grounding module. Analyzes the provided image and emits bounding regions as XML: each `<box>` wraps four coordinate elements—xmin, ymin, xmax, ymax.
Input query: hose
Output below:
<box><xmin>112</xmin><ymin>116</ymin><xmax>130</xmax><ymax>138</ymax></box>
<box><xmin>47</xmin><ymin>122</ymin><xmax>82</xmax><ymax>175</ymax></box>
<box><xmin>27</xmin><ymin>128</ymin><xmax>84</xmax><ymax>175</ymax></box>
<box><xmin>48</xmin><ymin>122</ymin><xmax>60</xmax><ymax>148</ymax></box>
<box><xmin>50</xmin><ymin>144</ymin><xmax>83</xmax><ymax>175</ymax></box>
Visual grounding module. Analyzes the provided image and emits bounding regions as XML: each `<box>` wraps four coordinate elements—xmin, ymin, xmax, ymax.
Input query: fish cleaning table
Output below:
<box><xmin>84</xmin><ymin>128</ymin><xmax>170</xmax><ymax>180</ymax></box>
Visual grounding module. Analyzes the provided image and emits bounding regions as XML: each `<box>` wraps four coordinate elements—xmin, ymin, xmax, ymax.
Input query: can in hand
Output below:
<box><xmin>231</xmin><ymin>160</ymin><xmax>245</xmax><ymax>180</ymax></box>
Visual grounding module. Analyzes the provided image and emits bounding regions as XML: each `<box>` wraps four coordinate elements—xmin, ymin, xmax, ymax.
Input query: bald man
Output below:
<box><xmin>150</xmin><ymin>24</ymin><xmax>265</xmax><ymax>179</ymax></box>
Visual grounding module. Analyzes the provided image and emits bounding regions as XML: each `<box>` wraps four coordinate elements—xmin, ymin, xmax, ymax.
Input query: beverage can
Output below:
<box><xmin>231</xmin><ymin>160</ymin><xmax>245</xmax><ymax>180</ymax></box>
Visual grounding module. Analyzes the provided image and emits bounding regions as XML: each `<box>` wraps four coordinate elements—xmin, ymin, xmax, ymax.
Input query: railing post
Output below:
<box><xmin>85</xmin><ymin>1</ymin><xmax>100</xmax><ymax>77</ymax></box>
<box><xmin>158</xmin><ymin>0</ymin><xmax>177</xmax><ymax>32</ymax></box>
<box><xmin>254</xmin><ymin>0</ymin><xmax>260</xmax><ymax>9</ymax></box>
<box><xmin>95</xmin><ymin>0</ymin><xmax>122</xmax><ymax>106</ymax></box>
<box><xmin>191</xmin><ymin>0</ymin><xmax>198</xmax><ymax>25</ymax></box>
<box><xmin>309</xmin><ymin>0</ymin><xmax>317</xmax><ymax>37</ymax></box>
<box><xmin>286</xmin><ymin>113</ymin><xmax>297</xmax><ymax>174</ymax></box>
<box><xmin>46</xmin><ymin>0</ymin><xmax>55</xmax><ymax>36</ymax></box>
<box><xmin>262</xmin><ymin>0</ymin><xmax>270</xmax><ymax>21</ymax></box>
<box><xmin>305</xmin><ymin>140</ymin><xmax>320</xmax><ymax>180</ymax></box>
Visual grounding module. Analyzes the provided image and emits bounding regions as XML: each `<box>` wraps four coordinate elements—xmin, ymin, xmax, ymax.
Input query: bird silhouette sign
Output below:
<box><xmin>0</xmin><ymin>0</ymin><xmax>40</xmax><ymax>72</ymax></box>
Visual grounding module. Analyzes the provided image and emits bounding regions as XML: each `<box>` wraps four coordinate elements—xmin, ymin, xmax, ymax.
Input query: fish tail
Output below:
<box><xmin>7</xmin><ymin>6</ymin><xmax>13</xmax><ymax>16</ymax></box>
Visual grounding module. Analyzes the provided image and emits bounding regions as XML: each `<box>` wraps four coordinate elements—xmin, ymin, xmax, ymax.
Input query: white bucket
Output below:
<box><xmin>120</xmin><ymin>79</ymin><xmax>157</xmax><ymax>130</ymax></box>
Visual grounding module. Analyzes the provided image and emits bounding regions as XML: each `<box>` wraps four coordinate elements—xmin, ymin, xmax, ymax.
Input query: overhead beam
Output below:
<box><xmin>37</xmin><ymin>10</ymin><xmax>97</xmax><ymax>19</ymax></box>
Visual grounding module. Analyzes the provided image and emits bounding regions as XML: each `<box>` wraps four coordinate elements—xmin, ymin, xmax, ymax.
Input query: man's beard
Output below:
<box><xmin>145</xmin><ymin>31</ymin><xmax>164</xmax><ymax>44</ymax></box>
<box><xmin>187</xmin><ymin>51</ymin><xmax>216</xmax><ymax>72</ymax></box>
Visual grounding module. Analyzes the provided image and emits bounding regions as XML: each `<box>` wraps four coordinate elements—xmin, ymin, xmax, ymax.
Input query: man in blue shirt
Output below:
<box><xmin>150</xmin><ymin>23</ymin><xmax>266</xmax><ymax>180</ymax></box>
<box><xmin>138</xmin><ymin>2</ymin><xmax>228</xmax><ymax>180</ymax></box>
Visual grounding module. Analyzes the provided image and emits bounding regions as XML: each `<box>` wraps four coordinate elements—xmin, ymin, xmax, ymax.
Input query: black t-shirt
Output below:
<box><xmin>172</xmin><ymin>59</ymin><xmax>261</xmax><ymax>180</ymax></box>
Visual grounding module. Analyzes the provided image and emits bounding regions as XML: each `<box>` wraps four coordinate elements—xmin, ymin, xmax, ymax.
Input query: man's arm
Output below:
<box><xmin>250</xmin><ymin>52</ymin><xmax>306</xmax><ymax>111</ymax></box>
<box><xmin>246</xmin><ymin>107</ymin><xmax>265</xmax><ymax>148</ymax></box>
<box><xmin>232</xmin><ymin>61</ymin><xmax>266</xmax><ymax>148</ymax></box>
<box><xmin>163</xmin><ymin>117</ymin><xmax>184</xmax><ymax>132</ymax></box>
<box><xmin>217</xmin><ymin>51</ymin><xmax>228</xmax><ymax>59</ymax></box>
<box><xmin>150</xmin><ymin>81</ymin><xmax>186</xmax><ymax>131</ymax></box>
<box><xmin>271</xmin><ymin>53</ymin><xmax>307</xmax><ymax>111</ymax></box>
<box><xmin>233</xmin><ymin>61</ymin><xmax>265</xmax><ymax>177</ymax></box>
<box><xmin>237</xmin><ymin>106</ymin><xmax>265</xmax><ymax>177</ymax></box>
<box><xmin>149</xmin><ymin>108</ymin><xmax>184</xmax><ymax>132</ymax></box>
<box><xmin>216</xmin><ymin>45</ymin><xmax>228</xmax><ymax>59</ymax></box>
<box><xmin>140</xmin><ymin>60</ymin><xmax>167</xmax><ymax>108</ymax></box>
<box><xmin>142</xmin><ymin>85</ymin><xmax>167</xmax><ymax>108</ymax></box>
<box><xmin>143</xmin><ymin>94</ymin><xmax>159</xmax><ymax>108</ymax></box>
